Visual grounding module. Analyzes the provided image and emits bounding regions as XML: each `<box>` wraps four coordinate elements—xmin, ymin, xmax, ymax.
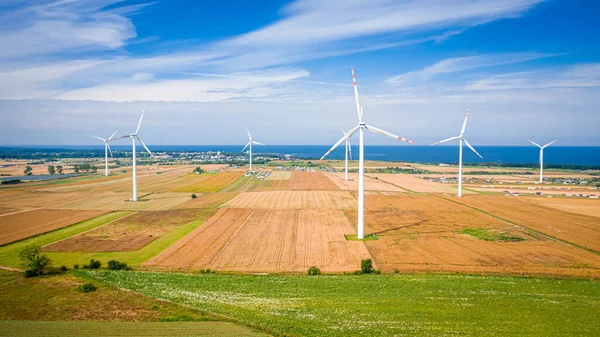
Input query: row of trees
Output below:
<box><xmin>47</xmin><ymin>165</ymin><xmax>64</xmax><ymax>175</ymax></box>
<box><xmin>73</xmin><ymin>163</ymin><xmax>98</xmax><ymax>173</ymax></box>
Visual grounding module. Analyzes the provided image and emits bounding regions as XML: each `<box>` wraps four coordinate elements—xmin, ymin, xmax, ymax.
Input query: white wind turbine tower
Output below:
<box><xmin>341</xmin><ymin>128</ymin><xmax>353</xmax><ymax>181</ymax></box>
<box><xmin>432</xmin><ymin>109</ymin><xmax>483</xmax><ymax>197</ymax></box>
<box><xmin>242</xmin><ymin>129</ymin><xmax>265</xmax><ymax>173</ymax></box>
<box><xmin>526</xmin><ymin>139</ymin><xmax>558</xmax><ymax>183</ymax></box>
<box><xmin>93</xmin><ymin>130</ymin><xmax>118</xmax><ymax>176</ymax></box>
<box><xmin>320</xmin><ymin>68</ymin><xmax>414</xmax><ymax>239</ymax></box>
<box><xmin>117</xmin><ymin>107</ymin><xmax>155</xmax><ymax>201</ymax></box>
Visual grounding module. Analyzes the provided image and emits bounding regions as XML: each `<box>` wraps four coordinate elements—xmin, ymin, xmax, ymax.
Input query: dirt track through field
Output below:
<box><xmin>147</xmin><ymin>208</ymin><xmax>371</xmax><ymax>273</ymax></box>
<box><xmin>0</xmin><ymin>209</ymin><xmax>108</xmax><ymax>246</ymax></box>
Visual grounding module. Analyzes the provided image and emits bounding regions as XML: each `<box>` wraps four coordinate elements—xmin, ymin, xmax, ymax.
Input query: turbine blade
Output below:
<box><xmin>246</xmin><ymin>128</ymin><xmax>251</xmax><ymax>141</ymax></box>
<box><xmin>320</xmin><ymin>125</ymin><xmax>359</xmax><ymax>160</ymax></box>
<box><xmin>241</xmin><ymin>142</ymin><xmax>250</xmax><ymax>152</ymax></box>
<box><xmin>542</xmin><ymin>139</ymin><xmax>558</xmax><ymax>148</ymax></box>
<box><xmin>366</xmin><ymin>124</ymin><xmax>415</xmax><ymax>144</ymax></box>
<box><xmin>136</xmin><ymin>136</ymin><xmax>155</xmax><ymax>159</ymax></box>
<box><xmin>351</xmin><ymin>67</ymin><xmax>363</xmax><ymax>122</ymax></box>
<box><xmin>108</xmin><ymin>129</ymin><xmax>118</xmax><ymax>140</ymax></box>
<box><xmin>459</xmin><ymin>109</ymin><xmax>470</xmax><ymax>136</ymax></box>
<box><xmin>93</xmin><ymin>136</ymin><xmax>106</xmax><ymax>141</ymax></box>
<box><xmin>252</xmin><ymin>141</ymin><xmax>265</xmax><ymax>145</ymax></box>
<box><xmin>341</xmin><ymin>128</ymin><xmax>347</xmax><ymax>136</ymax></box>
<box><xmin>526</xmin><ymin>139</ymin><xmax>542</xmax><ymax>148</ymax></box>
<box><xmin>106</xmin><ymin>143</ymin><xmax>114</xmax><ymax>158</ymax></box>
<box><xmin>463</xmin><ymin>139</ymin><xmax>483</xmax><ymax>159</ymax></box>
<box><xmin>432</xmin><ymin>136</ymin><xmax>460</xmax><ymax>145</ymax></box>
<box><xmin>135</xmin><ymin>107</ymin><xmax>145</xmax><ymax>134</ymax></box>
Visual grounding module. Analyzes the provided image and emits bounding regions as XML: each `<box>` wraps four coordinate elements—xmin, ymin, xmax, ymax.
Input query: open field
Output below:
<box><xmin>246</xmin><ymin>172</ymin><xmax>340</xmax><ymax>191</ymax></box>
<box><xmin>44</xmin><ymin>210</ymin><xmax>202</xmax><ymax>252</ymax></box>
<box><xmin>170</xmin><ymin>172</ymin><xmax>244</xmax><ymax>193</ymax></box>
<box><xmin>147</xmin><ymin>208</ymin><xmax>371</xmax><ymax>273</ymax></box>
<box><xmin>323</xmin><ymin>172</ymin><xmax>404</xmax><ymax>192</ymax></box>
<box><xmin>84</xmin><ymin>270</ymin><xmax>600</xmax><ymax>337</ymax></box>
<box><xmin>0</xmin><ymin>191</ymin><xmax>99</xmax><ymax>209</ymax></box>
<box><xmin>368</xmin><ymin>173</ymin><xmax>471</xmax><ymax>193</ymax></box>
<box><xmin>222</xmin><ymin>191</ymin><xmax>356</xmax><ymax>209</ymax></box>
<box><xmin>0</xmin><ymin>209</ymin><xmax>108</xmax><ymax>246</ymax></box>
<box><xmin>175</xmin><ymin>192</ymin><xmax>238</xmax><ymax>209</ymax></box>
<box><xmin>55</xmin><ymin>192</ymin><xmax>192</xmax><ymax>211</ymax></box>
<box><xmin>265</xmin><ymin>171</ymin><xmax>291</xmax><ymax>180</ymax></box>
<box><xmin>457</xmin><ymin>195</ymin><xmax>600</xmax><ymax>252</ymax></box>
<box><xmin>524</xmin><ymin>196</ymin><xmax>600</xmax><ymax>217</ymax></box>
<box><xmin>0</xmin><ymin>270</ymin><xmax>266</xmax><ymax>336</ymax></box>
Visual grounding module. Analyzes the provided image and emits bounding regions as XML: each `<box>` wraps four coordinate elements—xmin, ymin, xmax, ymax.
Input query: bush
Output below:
<box><xmin>199</xmin><ymin>268</ymin><xmax>214</xmax><ymax>274</ymax></box>
<box><xmin>108</xmin><ymin>260</ymin><xmax>131</xmax><ymax>270</ymax></box>
<box><xmin>191</xmin><ymin>194</ymin><xmax>197</xmax><ymax>199</ymax></box>
<box><xmin>19</xmin><ymin>245</ymin><xmax>51</xmax><ymax>277</ymax></box>
<box><xmin>24</xmin><ymin>269</ymin><xmax>38</xmax><ymax>278</ymax></box>
<box><xmin>307</xmin><ymin>266</ymin><xmax>321</xmax><ymax>276</ymax></box>
<box><xmin>76</xmin><ymin>283</ymin><xmax>97</xmax><ymax>293</ymax></box>
<box><xmin>361</xmin><ymin>259</ymin><xmax>374</xmax><ymax>274</ymax></box>
<box><xmin>83</xmin><ymin>259</ymin><xmax>101</xmax><ymax>269</ymax></box>
<box><xmin>1</xmin><ymin>179</ymin><xmax>21</xmax><ymax>185</ymax></box>
<box><xmin>73</xmin><ymin>264</ymin><xmax>79</xmax><ymax>270</ymax></box>
<box><xmin>60</xmin><ymin>265</ymin><xmax>68</xmax><ymax>272</ymax></box>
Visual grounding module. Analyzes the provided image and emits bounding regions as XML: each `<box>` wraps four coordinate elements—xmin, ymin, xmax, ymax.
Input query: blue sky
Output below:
<box><xmin>0</xmin><ymin>0</ymin><xmax>599</xmax><ymax>145</ymax></box>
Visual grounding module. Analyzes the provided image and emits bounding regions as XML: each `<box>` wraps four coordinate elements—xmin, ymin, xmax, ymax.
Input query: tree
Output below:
<box><xmin>73</xmin><ymin>165</ymin><xmax>80</xmax><ymax>173</ymax></box>
<box><xmin>19</xmin><ymin>245</ymin><xmax>51</xmax><ymax>277</ymax></box>
<box><xmin>90</xmin><ymin>165</ymin><xmax>97</xmax><ymax>173</ymax></box>
<box><xmin>47</xmin><ymin>165</ymin><xmax>56</xmax><ymax>175</ymax></box>
<box><xmin>194</xmin><ymin>167</ymin><xmax>205</xmax><ymax>174</ymax></box>
<box><xmin>23</xmin><ymin>166</ymin><xmax>33</xmax><ymax>176</ymax></box>
<box><xmin>56</xmin><ymin>165</ymin><xmax>64</xmax><ymax>174</ymax></box>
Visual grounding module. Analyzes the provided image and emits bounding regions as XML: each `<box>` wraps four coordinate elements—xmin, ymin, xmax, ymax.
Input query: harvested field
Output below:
<box><xmin>0</xmin><ymin>209</ymin><xmax>108</xmax><ymax>246</ymax></box>
<box><xmin>367</xmin><ymin>231</ymin><xmax>600</xmax><ymax>277</ymax></box>
<box><xmin>222</xmin><ymin>191</ymin><xmax>356</xmax><ymax>209</ymax></box>
<box><xmin>368</xmin><ymin>174</ymin><xmax>473</xmax><ymax>194</ymax></box>
<box><xmin>175</xmin><ymin>193</ymin><xmax>238</xmax><ymax>209</ymax></box>
<box><xmin>44</xmin><ymin>209</ymin><xmax>202</xmax><ymax>252</ymax></box>
<box><xmin>457</xmin><ymin>195</ymin><xmax>600</xmax><ymax>252</ymax></box>
<box><xmin>246</xmin><ymin>172</ymin><xmax>340</xmax><ymax>191</ymax></box>
<box><xmin>0</xmin><ymin>207</ymin><xmax>18</xmax><ymax>215</ymax></box>
<box><xmin>524</xmin><ymin>197</ymin><xmax>600</xmax><ymax>218</ymax></box>
<box><xmin>147</xmin><ymin>208</ymin><xmax>372</xmax><ymax>273</ymax></box>
<box><xmin>55</xmin><ymin>192</ymin><xmax>191</xmax><ymax>211</ymax></box>
<box><xmin>170</xmin><ymin>172</ymin><xmax>244</xmax><ymax>193</ymax></box>
<box><xmin>324</xmin><ymin>172</ymin><xmax>403</xmax><ymax>192</ymax></box>
<box><xmin>0</xmin><ymin>190</ymin><xmax>98</xmax><ymax>209</ymax></box>
<box><xmin>265</xmin><ymin>171</ymin><xmax>292</xmax><ymax>180</ymax></box>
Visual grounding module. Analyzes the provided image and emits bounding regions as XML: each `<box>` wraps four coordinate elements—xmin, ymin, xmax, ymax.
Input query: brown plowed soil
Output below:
<box><xmin>222</xmin><ymin>191</ymin><xmax>356</xmax><ymax>209</ymax></box>
<box><xmin>246</xmin><ymin>172</ymin><xmax>340</xmax><ymax>191</ymax></box>
<box><xmin>43</xmin><ymin>209</ymin><xmax>202</xmax><ymax>252</ymax></box>
<box><xmin>457</xmin><ymin>194</ymin><xmax>600</xmax><ymax>252</ymax></box>
<box><xmin>147</xmin><ymin>208</ymin><xmax>372</xmax><ymax>273</ymax></box>
<box><xmin>0</xmin><ymin>209</ymin><xmax>108</xmax><ymax>245</ymax></box>
<box><xmin>323</xmin><ymin>172</ymin><xmax>404</xmax><ymax>192</ymax></box>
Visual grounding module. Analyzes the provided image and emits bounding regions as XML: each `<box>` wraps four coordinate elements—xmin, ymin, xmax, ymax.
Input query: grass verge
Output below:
<box><xmin>81</xmin><ymin>269</ymin><xmax>600</xmax><ymax>337</ymax></box>
<box><xmin>460</xmin><ymin>228</ymin><xmax>526</xmax><ymax>242</ymax></box>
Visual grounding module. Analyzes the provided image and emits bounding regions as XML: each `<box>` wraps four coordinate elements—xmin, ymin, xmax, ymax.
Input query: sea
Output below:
<box><xmin>6</xmin><ymin>145</ymin><xmax>600</xmax><ymax>166</ymax></box>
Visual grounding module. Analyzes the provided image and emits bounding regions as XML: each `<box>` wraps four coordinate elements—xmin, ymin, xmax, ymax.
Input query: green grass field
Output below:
<box><xmin>81</xmin><ymin>270</ymin><xmax>600</xmax><ymax>337</ymax></box>
<box><xmin>0</xmin><ymin>321</ymin><xmax>268</xmax><ymax>337</ymax></box>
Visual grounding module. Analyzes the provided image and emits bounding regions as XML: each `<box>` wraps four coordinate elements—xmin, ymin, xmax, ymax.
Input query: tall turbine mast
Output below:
<box><xmin>93</xmin><ymin>129</ymin><xmax>118</xmax><ymax>176</ymax></box>
<box><xmin>320</xmin><ymin>68</ymin><xmax>414</xmax><ymax>239</ymax></box>
<box><xmin>242</xmin><ymin>129</ymin><xmax>264</xmax><ymax>173</ymax></box>
<box><xmin>526</xmin><ymin>139</ymin><xmax>558</xmax><ymax>183</ymax></box>
<box><xmin>432</xmin><ymin>109</ymin><xmax>483</xmax><ymax>197</ymax></box>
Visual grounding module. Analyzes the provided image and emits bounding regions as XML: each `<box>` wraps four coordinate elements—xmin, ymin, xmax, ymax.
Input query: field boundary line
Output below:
<box><xmin>0</xmin><ymin>207</ymin><xmax>41</xmax><ymax>218</ymax></box>
<box><xmin>435</xmin><ymin>195</ymin><xmax>600</xmax><ymax>256</ymax></box>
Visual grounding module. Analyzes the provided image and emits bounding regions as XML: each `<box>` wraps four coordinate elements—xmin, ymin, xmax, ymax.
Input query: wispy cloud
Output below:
<box><xmin>0</xmin><ymin>0</ymin><xmax>548</xmax><ymax>102</ymax></box>
<box><xmin>387</xmin><ymin>52</ymin><xmax>559</xmax><ymax>85</ymax></box>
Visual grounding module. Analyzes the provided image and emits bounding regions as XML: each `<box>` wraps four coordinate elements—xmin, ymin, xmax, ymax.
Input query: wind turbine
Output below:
<box><xmin>320</xmin><ymin>67</ymin><xmax>414</xmax><ymax>239</ymax></box>
<box><xmin>242</xmin><ymin>129</ymin><xmax>264</xmax><ymax>173</ymax></box>
<box><xmin>431</xmin><ymin>109</ymin><xmax>482</xmax><ymax>197</ymax></box>
<box><xmin>526</xmin><ymin>139</ymin><xmax>558</xmax><ymax>183</ymax></box>
<box><xmin>117</xmin><ymin>107</ymin><xmax>155</xmax><ymax>201</ymax></box>
<box><xmin>93</xmin><ymin>130</ymin><xmax>118</xmax><ymax>176</ymax></box>
<box><xmin>341</xmin><ymin>128</ymin><xmax>353</xmax><ymax>181</ymax></box>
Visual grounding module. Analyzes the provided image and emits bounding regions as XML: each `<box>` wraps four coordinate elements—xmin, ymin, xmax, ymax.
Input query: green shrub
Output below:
<box><xmin>307</xmin><ymin>266</ymin><xmax>321</xmax><ymax>276</ymax></box>
<box><xmin>73</xmin><ymin>264</ymin><xmax>79</xmax><ymax>270</ymax></box>
<box><xmin>19</xmin><ymin>245</ymin><xmax>51</xmax><ymax>277</ymax></box>
<box><xmin>108</xmin><ymin>260</ymin><xmax>131</xmax><ymax>270</ymax></box>
<box><xmin>83</xmin><ymin>259</ymin><xmax>101</xmax><ymax>269</ymax></box>
<box><xmin>24</xmin><ymin>269</ymin><xmax>38</xmax><ymax>278</ymax></box>
<box><xmin>361</xmin><ymin>259</ymin><xmax>374</xmax><ymax>274</ymax></box>
<box><xmin>76</xmin><ymin>283</ymin><xmax>97</xmax><ymax>293</ymax></box>
<box><xmin>60</xmin><ymin>265</ymin><xmax>68</xmax><ymax>272</ymax></box>
<box><xmin>191</xmin><ymin>194</ymin><xmax>197</xmax><ymax>199</ymax></box>
<box><xmin>199</xmin><ymin>268</ymin><xmax>215</xmax><ymax>274</ymax></box>
<box><xmin>394</xmin><ymin>269</ymin><xmax>400</xmax><ymax>274</ymax></box>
